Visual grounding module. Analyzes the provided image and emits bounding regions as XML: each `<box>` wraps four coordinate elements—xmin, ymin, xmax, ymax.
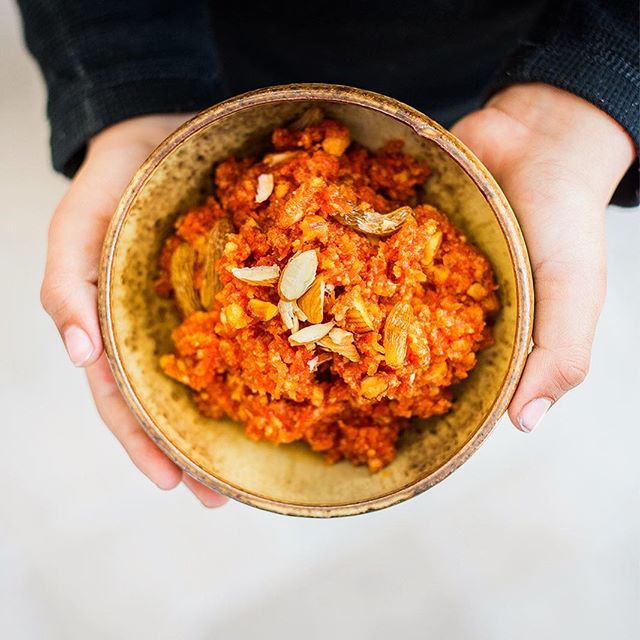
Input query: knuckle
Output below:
<box><xmin>39</xmin><ymin>278</ymin><xmax>55</xmax><ymax>314</ymax></box>
<box><xmin>40</xmin><ymin>277</ymin><xmax>70</xmax><ymax>322</ymax></box>
<box><xmin>551</xmin><ymin>349</ymin><xmax>590</xmax><ymax>391</ymax></box>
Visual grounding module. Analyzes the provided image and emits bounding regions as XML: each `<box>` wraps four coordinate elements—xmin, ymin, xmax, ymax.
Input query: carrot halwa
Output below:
<box><xmin>156</xmin><ymin>111</ymin><xmax>499</xmax><ymax>472</ymax></box>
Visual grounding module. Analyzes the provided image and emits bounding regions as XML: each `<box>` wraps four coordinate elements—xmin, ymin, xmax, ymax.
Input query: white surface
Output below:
<box><xmin>0</xmin><ymin>3</ymin><xmax>638</xmax><ymax>639</ymax></box>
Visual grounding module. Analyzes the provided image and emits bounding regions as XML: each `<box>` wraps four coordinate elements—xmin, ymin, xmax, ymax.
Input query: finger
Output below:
<box><xmin>41</xmin><ymin>147</ymin><xmax>150</xmax><ymax>367</ymax></box>
<box><xmin>85</xmin><ymin>354</ymin><xmax>182</xmax><ymax>490</ymax></box>
<box><xmin>182</xmin><ymin>472</ymin><xmax>228</xmax><ymax>508</ymax></box>
<box><xmin>508</xmin><ymin>257</ymin><xmax>606</xmax><ymax>432</ymax></box>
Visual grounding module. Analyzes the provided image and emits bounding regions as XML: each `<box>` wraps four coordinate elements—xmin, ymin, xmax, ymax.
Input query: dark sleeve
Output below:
<box><xmin>16</xmin><ymin>0</ymin><xmax>224</xmax><ymax>177</ymax></box>
<box><xmin>488</xmin><ymin>1</ymin><xmax>640</xmax><ymax>207</ymax></box>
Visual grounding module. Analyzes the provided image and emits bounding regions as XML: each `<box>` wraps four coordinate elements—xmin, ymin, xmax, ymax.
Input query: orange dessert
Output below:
<box><xmin>157</xmin><ymin>111</ymin><xmax>499</xmax><ymax>472</ymax></box>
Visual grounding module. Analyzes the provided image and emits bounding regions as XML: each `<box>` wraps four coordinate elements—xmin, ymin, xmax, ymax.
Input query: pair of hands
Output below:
<box><xmin>41</xmin><ymin>83</ymin><xmax>635</xmax><ymax>507</ymax></box>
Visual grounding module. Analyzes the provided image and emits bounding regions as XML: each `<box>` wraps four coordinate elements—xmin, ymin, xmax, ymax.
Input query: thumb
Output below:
<box><xmin>41</xmin><ymin>145</ymin><xmax>148</xmax><ymax>366</ymax></box>
<box><xmin>508</xmin><ymin>254</ymin><xmax>606</xmax><ymax>432</ymax></box>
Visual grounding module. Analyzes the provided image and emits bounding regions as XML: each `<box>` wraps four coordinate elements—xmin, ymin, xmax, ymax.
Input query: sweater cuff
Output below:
<box><xmin>490</xmin><ymin>41</ymin><xmax>639</xmax><ymax>207</ymax></box>
<box><xmin>49</xmin><ymin>76</ymin><xmax>223</xmax><ymax>178</ymax></box>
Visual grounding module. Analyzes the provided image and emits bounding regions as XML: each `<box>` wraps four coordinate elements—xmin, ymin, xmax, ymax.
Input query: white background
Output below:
<box><xmin>1</xmin><ymin>3</ymin><xmax>638</xmax><ymax>638</ymax></box>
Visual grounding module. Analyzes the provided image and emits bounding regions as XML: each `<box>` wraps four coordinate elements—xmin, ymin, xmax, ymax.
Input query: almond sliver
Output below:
<box><xmin>278</xmin><ymin>250</ymin><xmax>318</xmax><ymax>301</ymax></box>
<box><xmin>263</xmin><ymin>151</ymin><xmax>299</xmax><ymax>166</ymax></box>
<box><xmin>289</xmin><ymin>321</ymin><xmax>334</xmax><ymax>346</ymax></box>
<box><xmin>278</xmin><ymin>300</ymin><xmax>300</xmax><ymax>332</ymax></box>
<box><xmin>231</xmin><ymin>265</ymin><xmax>280</xmax><ymax>285</ymax></box>
<box><xmin>383</xmin><ymin>302</ymin><xmax>413</xmax><ymax>368</ymax></box>
<box><xmin>318</xmin><ymin>336</ymin><xmax>360</xmax><ymax>362</ymax></box>
<box><xmin>328</xmin><ymin>327</ymin><xmax>354</xmax><ymax>345</ymax></box>
<box><xmin>255</xmin><ymin>173</ymin><xmax>274</xmax><ymax>203</ymax></box>
<box><xmin>297</xmin><ymin>276</ymin><xmax>324</xmax><ymax>324</ymax></box>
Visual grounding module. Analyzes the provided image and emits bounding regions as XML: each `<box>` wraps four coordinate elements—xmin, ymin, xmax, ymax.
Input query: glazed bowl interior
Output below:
<box><xmin>102</xmin><ymin>86</ymin><xmax>531</xmax><ymax>517</ymax></box>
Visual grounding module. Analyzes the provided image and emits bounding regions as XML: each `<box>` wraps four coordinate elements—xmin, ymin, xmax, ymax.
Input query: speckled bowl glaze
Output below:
<box><xmin>99</xmin><ymin>84</ymin><xmax>533</xmax><ymax>517</ymax></box>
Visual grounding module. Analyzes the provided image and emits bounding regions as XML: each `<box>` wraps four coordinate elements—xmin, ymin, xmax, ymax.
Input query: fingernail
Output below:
<box><xmin>63</xmin><ymin>325</ymin><xmax>94</xmax><ymax>366</ymax></box>
<box><xmin>517</xmin><ymin>397</ymin><xmax>552</xmax><ymax>432</ymax></box>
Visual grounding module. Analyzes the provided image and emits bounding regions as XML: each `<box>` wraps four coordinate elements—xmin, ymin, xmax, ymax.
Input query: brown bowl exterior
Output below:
<box><xmin>98</xmin><ymin>84</ymin><xmax>533</xmax><ymax>517</ymax></box>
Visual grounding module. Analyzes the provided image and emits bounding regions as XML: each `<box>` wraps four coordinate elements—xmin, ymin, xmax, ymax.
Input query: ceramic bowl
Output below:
<box><xmin>98</xmin><ymin>84</ymin><xmax>533</xmax><ymax>517</ymax></box>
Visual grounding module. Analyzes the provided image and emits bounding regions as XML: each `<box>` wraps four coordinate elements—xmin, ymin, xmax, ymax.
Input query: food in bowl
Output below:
<box><xmin>156</xmin><ymin>111</ymin><xmax>500</xmax><ymax>472</ymax></box>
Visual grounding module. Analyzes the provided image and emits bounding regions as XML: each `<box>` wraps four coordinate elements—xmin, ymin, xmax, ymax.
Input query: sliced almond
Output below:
<box><xmin>288</xmin><ymin>105</ymin><xmax>324</xmax><ymax>131</ymax></box>
<box><xmin>263</xmin><ymin>151</ymin><xmax>299</xmax><ymax>166</ymax></box>
<box><xmin>292</xmin><ymin>301</ymin><xmax>308</xmax><ymax>322</ymax></box>
<box><xmin>247</xmin><ymin>299</ymin><xmax>279</xmax><ymax>321</ymax></box>
<box><xmin>290</xmin><ymin>106</ymin><xmax>325</xmax><ymax>131</ymax></box>
<box><xmin>345</xmin><ymin>290</ymin><xmax>375</xmax><ymax>332</ymax></box>
<box><xmin>360</xmin><ymin>375</ymin><xmax>388</xmax><ymax>399</ymax></box>
<box><xmin>278</xmin><ymin>300</ymin><xmax>300</xmax><ymax>333</ymax></box>
<box><xmin>288</xmin><ymin>321</ymin><xmax>335</xmax><ymax>346</ymax></box>
<box><xmin>255</xmin><ymin>173</ymin><xmax>274</xmax><ymax>203</ymax></box>
<box><xmin>231</xmin><ymin>265</ymin><xmax>280</xmax><ymax>286</ymax></box>
<box><xmin>383</xmin><ymin>302</ymin><xmax>413</xmax><ymax>368</ymax></box>
<box><xmin>328</xmin><ymin>326</ymin><xmax>354</xmax><ymax>345</ymax></box>
<box><xmin>278</xmin><ymin>250</ymin><xmax>318</xmax><ymax>301</ymax></box>
<box><xmin>170</xmin><ymin>242</ymin><xmax>201</xmax><ymax>317</ymax></box>
<box><xmin>318</xmin><ymin>337</ymin><xmax>360</xmax><ymax>362</ymax></box>
<box><xmin>332</xmin><ymin>205</ymin><xmax>413</xmax><ymax>237</ymax></box>
<box><xmin>371</xmin><ymin>335</ymin><xmax>386</xmax><ymax>355</ymax></box>
<box><xmin>297</xmin><ymin>276</ymin><xmax>324</xmax><ymax>324</ymax></box>
<box><xmin>200</xmin><ymin>217</ymin><xmax>234</xmax><ymax>309</ymax></box>
<box><xmin>308</xmin><ymin>353</ymin><xmax>332</xmax><ymax>372</ymax></box>
<box><xmin>423</xmin><ymin>230</ymin><xmax>443</xmax><ymax>265</ymax></box>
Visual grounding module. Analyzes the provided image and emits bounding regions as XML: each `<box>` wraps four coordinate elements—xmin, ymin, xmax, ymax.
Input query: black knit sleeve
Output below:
<box><xmin>489</xmin><ymin>1</ymin><xmax>639</xmax><ymax>207</ymax></box>
<box><xmin>16</xmin><ymin>0</ymin><xmax>223</xmax><ymax>177</ymax></box>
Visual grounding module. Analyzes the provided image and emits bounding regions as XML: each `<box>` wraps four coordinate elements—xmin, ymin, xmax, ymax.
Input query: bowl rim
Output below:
<box><xmin>98</xmin><ymin>83</ymin><xmax>534</xmax><ymax>518</ymax></box>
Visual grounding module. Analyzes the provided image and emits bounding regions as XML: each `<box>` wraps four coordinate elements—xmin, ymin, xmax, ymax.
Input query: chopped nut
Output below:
<box><xmin>300</xmin><ymin>215</ymin><xmax>329</xmax><ymax>243</ymax></box>
<box><xmin>200</xmin><ymin>217</ymin><xmax>234</xmax><ymax>309</ymax></box>
<box><xmin>170</xmin><ymin>242</ymin><xmax>201</xmax><ymax>317</ymax></box>
<box><xmin>467</xmin><ymin>282</ymin><xmax>487</xmax><ymax>301</ymax></box>
<box><xmin>346</xmin><ymin>290</ymin><xmax>375</xmax><ymax>332</ymax></box>
<box><xmin>289</xmin><ymin>321</ymin><xmax>335</xmax><ymax>346</ymax></box>
<box><xmin>221</xmin><ymin>302</ymin><xmax>250</xmax><ymax>329</ymax></box>
<box><xmin>333</xmin><ymin>205</ymin><xmax>413</xmax><ymax>237</ymax></box>
<box><xmin>423</xmin><ymin>230</ymin><xmax>443</xmax><ymax>265</ymax></box>
<box><xmin>383</xmin><ymin>302</ymin><xmax>413</xmax><ymax>368</ymax></box>
<box><xmin>248</xmin><ymin>299</ymin><xmax>278</xmax><ymax>321</ymax></box>
<box><xmin>297</xmin><ymin>276</ymin><xmax>325</xmax><ymax>324</ymax></box>
<box><xmin>311</xmin><ymin>385</ymin><xmax>325</xmax><ymax>406</ymax></box>
<box><xmin>255</xmin><ymin>173</ymin><xmax>274</xmax><ymax>203</ymax></box>
<box><xmin>278</xmin><ymin>300</ymin><xmax>300</xmax><ymax>333</ymax></box>
<box><xmin>322</xmin><ymin>134</ymin><xmax>350</xmax><ymax>156</ymax></box>
<box><xmin>431</xmin><ymin>265</ymin><xmax>450</xmax><ymax>284</ymax></box>
<box><xmin>318</xmin><ymin>336</ymin><xmax>360</xmax><ymax>362</ymax></box>
<box><xmin>360</xmin><ymin>375</ymin><xmax>388</xmax><ymax>399</ymax></box>
<box><xmin>290</xmin><ymin>106</ymin><xmax>325</xmax><ymax>131</ymax></box>
<box><xmin>482</xmin><ymin>292</ymin><xmax>500</xmax><ymax>314</ymax></box>
<box><xmin>308</xmin><ymin>353</ymin><xmax>332</xmax><ymax>372</ymax></box>
<box><xmin>278</xmin><ymin>249</ymin><xmax>318</xmax><ymax>300</ymax></box>
<box><xmin>274</xmin><ymin>182</ymin><xmax>290</xmax><ymax>199</ymax></box>
<box><xmin>328</xmin><ymin>327</ymin><xmax>354</xmax><ymax>345</ymax></box>
<box><xmin>280</xmin><ymin>177</ymin><xmax>325</xmax><ymax>227</ymax></box>
<box><xmin>231</xmin><ymin>265</ymin><xmax>280</xmax><ymax>286</ymax></box>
